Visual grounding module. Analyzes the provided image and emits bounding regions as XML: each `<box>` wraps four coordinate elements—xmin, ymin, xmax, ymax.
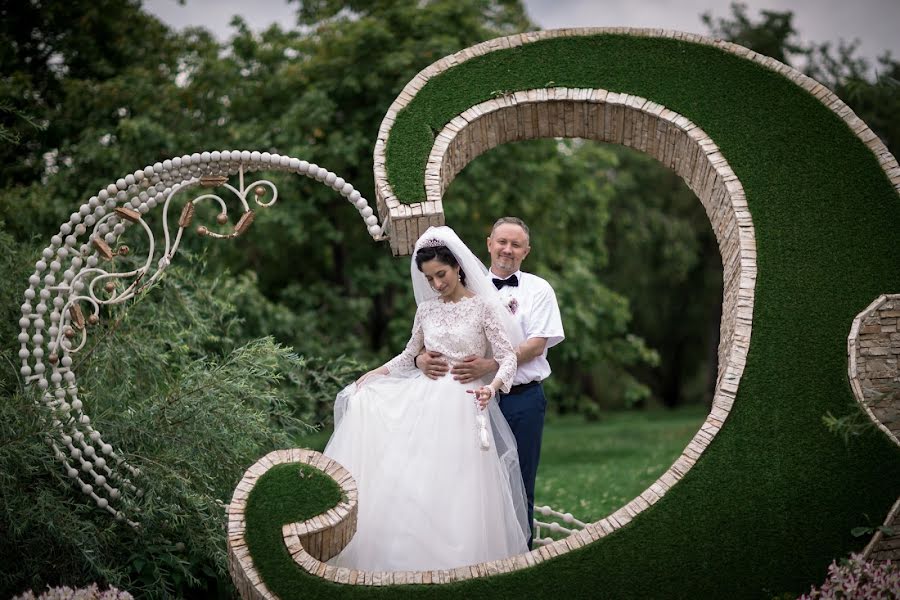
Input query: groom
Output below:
<box><xmin>415</xmin><ymin>217</ymin><xmax>564</xmax><ymax>547</ymax></box>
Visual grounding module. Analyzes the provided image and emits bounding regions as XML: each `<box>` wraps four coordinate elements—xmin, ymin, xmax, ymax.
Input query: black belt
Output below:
<box><xmin>506</xmin><ymin>380</ymin><xmax>541</xmax><ymax>395</ymax></box>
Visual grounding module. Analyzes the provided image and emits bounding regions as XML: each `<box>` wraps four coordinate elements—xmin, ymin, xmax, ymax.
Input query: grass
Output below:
<box><xmin>295</xmin><ymin>406</ymin><xmax>706</xmax><ymax>524</ymax></box>
<box><xmin>535</xmin><ymin>407</ymin><xmax>706</xmax><ymax>523</ymax></box>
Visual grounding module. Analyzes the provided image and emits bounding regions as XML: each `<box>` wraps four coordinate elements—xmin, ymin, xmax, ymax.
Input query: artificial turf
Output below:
<box><xmin>246</xmin><ymin>33</ymin><xmax>900</xmax><ymax>598</ymax></box>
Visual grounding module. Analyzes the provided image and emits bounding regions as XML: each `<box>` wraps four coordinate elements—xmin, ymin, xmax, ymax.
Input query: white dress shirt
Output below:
<box><xmin>490</xmin><ymin>270</ymin><xmax>564</xmax><ymax>385</ymax></box>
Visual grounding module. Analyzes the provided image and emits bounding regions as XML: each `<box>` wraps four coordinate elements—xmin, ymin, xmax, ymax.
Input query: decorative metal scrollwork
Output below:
<box><xmin>16</xmin><ymin>150</ymin><xmax>385</xmax><ymax>524</ymax></box>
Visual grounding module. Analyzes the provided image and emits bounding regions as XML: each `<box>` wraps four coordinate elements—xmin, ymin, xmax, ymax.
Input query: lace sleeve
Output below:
<box><xmin>383</xmin><ymin>306</ymin><xmax>425</xmax><ymax>376</ymax></box>
<box><xmin>481</xmin><ymin>298</ymin><xmax>517</xmax><ymax>393</ymax></box>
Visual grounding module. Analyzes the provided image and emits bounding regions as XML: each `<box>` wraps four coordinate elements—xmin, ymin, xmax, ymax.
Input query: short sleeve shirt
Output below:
<box><xmin>490</xmin><ymin>270</ymin><xmax>565</xmax><ymax>385</ymax></box>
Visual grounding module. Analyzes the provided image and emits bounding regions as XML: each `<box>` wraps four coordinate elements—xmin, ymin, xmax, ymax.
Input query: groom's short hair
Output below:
<box><xmin>491</xmin><ymin>216</ymin><xmax>530</xmax><ymax>241</ymax></box>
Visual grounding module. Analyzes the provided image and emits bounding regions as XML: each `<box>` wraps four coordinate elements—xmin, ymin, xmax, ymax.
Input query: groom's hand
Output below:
<box><xmin>451</xmin><ymin>356</ymin><xmax>498</xmax><ymax>383</ymax></box>
<box><xmin>417</xmin><ymin>350</ymin><xmax>449</xmax><ymax>379</ymax></box>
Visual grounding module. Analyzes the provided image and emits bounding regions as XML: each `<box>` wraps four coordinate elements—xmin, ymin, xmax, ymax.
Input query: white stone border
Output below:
<box><xmin>848</xmin><ymin>294</ymin><xmax>900</xmax><ymax>447</ymax></box>
<box><xmin>373</xmin><ymin>27</ymin><xmax>899</xmax><ymax>254</ymax></box>
<box><xmin>227</xmin><ymin>449</ymin><xmax>358</xmax><ymax>600</ymax></box>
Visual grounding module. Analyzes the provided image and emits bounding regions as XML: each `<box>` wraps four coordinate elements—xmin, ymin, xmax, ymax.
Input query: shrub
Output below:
<box><xmin>0</xmin><ymin>239</ymin><xmax>352</xmax><ymax>598</ymax></box>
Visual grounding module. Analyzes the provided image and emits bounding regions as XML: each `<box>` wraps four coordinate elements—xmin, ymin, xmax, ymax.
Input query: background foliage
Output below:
<box><xmin>1</xmin><ymin>0</ymin><xmax>897</xmax><ymax>597</ymax></box>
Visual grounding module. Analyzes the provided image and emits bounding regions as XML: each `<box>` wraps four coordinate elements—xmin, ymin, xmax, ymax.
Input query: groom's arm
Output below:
<box><xmin>515</xmin><ymin>337</ymin><xmax>547</xmax><ymax>364</ymax></box>
<box><xmin>415</xmin><ymin>350</ymin><xmax>449</xmax><ymax>380</ymax></box>
<box><xmin>451</xmin><ymin>336</ymin><xmax>547</xmax><ymax>383</ymax></box>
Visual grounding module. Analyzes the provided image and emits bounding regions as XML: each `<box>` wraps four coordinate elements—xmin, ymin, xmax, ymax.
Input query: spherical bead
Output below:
<box><xmin>355</xmin><ymin>198</ymin><xmax>368</xmax><ymax>210</ymax></box>
<box><xmin>106</xmin><ymin>184</ymin><xmax>118</xmax><ymax>196</ymax></box>
<box><xmin>368</xmin><ymin>225</ymin><xmax>382</xmax><ymax>236</ymax></box>
<box><xmin>250</xmin><ymin>151</ymin><xmax>261</xmax><ymax>162</ymax></box>
<box><xmin>297</xmin><ymin>160</ymin><xmax>309</xmax><ymax>173</ymax></box>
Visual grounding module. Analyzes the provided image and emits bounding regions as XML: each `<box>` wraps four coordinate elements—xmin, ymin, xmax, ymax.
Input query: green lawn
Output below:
<box><xmin>535</xmin><ymin>406</ymin><xmax>706</xmax><ymax>523</ymax></box>
<box><xmin>293</xmin><ymin>405</ymin><xmax>707</xmax><ymax>525</ymax></box>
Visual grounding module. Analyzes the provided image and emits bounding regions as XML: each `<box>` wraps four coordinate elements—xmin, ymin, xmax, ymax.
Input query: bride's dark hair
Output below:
<box><xmin>415</xmin><ymin>245</ymin><xmax>467</xmax><ymax>286</ymax></box>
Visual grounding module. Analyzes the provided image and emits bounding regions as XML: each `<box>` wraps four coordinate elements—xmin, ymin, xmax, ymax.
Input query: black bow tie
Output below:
<box><xmin>493</xmin><ymin>275</ymin><xmax>519</xmax><ymax>290</ymax></box>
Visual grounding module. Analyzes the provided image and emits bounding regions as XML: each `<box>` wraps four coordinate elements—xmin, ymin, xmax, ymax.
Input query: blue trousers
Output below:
<box><xmin>498</xmin><ymin>383</ymin><xmax>546</xmax><ymax>549</ymax></box>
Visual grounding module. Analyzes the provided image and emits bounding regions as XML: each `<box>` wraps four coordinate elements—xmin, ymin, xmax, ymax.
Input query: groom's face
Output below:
<box><xmin>487</xmin><ymin>223</ymin><xmax>530</xmax><ymax>278</ymax></box>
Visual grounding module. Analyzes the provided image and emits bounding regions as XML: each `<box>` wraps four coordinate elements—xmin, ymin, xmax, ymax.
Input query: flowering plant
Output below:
<box><xmin>799</xmin><ymin>553</ymin><xmax>899</xmax><ymax>599</ymax></box>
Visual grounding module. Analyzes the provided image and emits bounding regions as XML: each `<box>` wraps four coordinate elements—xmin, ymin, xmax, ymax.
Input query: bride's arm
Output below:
<box><xmin>481</xmin><ymin>300</ymin><xmax>518</xmax><ymax>396</ymax></box>
<box><xmin>378</xmin><ymin>306</ymin><xmax>425</xmax><ymax>376</ymax></box>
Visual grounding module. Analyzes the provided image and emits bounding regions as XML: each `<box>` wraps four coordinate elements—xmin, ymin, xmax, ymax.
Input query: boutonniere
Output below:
<box><xmin>506</xmin><ymin>297</ymin><xmax>518</xmax><ymax>315</ymax></box>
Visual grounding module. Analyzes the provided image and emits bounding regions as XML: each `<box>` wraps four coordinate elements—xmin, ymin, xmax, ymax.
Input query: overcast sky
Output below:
<box><xmin>144</xmin><ymin>0</ymin><xmax>899</xmax><ymax>67</ymax></box>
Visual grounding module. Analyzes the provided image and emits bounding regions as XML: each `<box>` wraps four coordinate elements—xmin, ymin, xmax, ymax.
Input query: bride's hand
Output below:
<box><xmin>355</xmin><ymin>370</ymin><xmax>377</xmax><ymax>389</ymax></box>
<box><xmin>466</xmin><ymin>385</ymin><xmax>495</xmax><ymax>409</ymax></box>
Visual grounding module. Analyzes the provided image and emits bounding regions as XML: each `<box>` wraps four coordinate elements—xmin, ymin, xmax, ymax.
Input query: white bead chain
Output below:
<box><xmin>17</xmin><ymin>151</ymin><xmax>385</xmax><ymax>524</ymax></box>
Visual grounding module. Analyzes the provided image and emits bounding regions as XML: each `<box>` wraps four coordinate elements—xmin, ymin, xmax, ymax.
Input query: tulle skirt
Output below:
<box><xmin>323</xmin><ymin>372</ymin><xmax>529</xmax><ymax>572</ymax></box>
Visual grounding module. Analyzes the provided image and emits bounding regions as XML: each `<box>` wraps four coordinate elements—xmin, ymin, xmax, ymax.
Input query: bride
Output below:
<box><xmin>324</xmin><ymin>226</ymin><xmax>529</xmax><ymax>572</ymax></box>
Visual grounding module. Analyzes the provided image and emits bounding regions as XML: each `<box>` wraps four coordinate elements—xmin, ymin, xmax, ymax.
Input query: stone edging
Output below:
<box><xmin>373</xmin><ymin>27</ymin><xmax>900</xmax><ymax>255</ymax></box>
<box><xmin>848</xmin><ymin>294</ymin><xmax>900</xmax><ymax>447</ymax></box>
<box><xmin>227</xmin><ymin>449</ymin><xmax>358</xmax><ymax>600</ymax></box>
<box><xmin>848</xmin><ymin>294</ymin><xmax>900</xmax><ymax>563</ymax></box>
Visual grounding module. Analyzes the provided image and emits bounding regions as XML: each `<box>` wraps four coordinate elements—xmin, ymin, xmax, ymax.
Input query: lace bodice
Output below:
<box><xmin>384</xmin><ymin>295</ymin><xmax>517</xmax><ymax>393</ymax></box>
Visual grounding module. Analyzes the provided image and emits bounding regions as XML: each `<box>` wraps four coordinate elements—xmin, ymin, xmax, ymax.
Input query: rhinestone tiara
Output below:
<box><xmin>416</xmin><ymin>237</ymin><xmax>447</xmax><ymax>249</ymax></box>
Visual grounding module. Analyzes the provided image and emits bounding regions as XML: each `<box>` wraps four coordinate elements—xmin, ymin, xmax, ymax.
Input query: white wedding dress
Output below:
<box><xmin>324</xmin><ymin>294</ymin><xmax>530</xmax><ymax>572</ymax></box>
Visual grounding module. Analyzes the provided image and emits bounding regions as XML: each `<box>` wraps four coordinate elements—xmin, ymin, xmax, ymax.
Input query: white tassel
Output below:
<box><xmin>476</xmin><ymin>413</ymin><xmax>490</xmax><ymax>451</ymax></box>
